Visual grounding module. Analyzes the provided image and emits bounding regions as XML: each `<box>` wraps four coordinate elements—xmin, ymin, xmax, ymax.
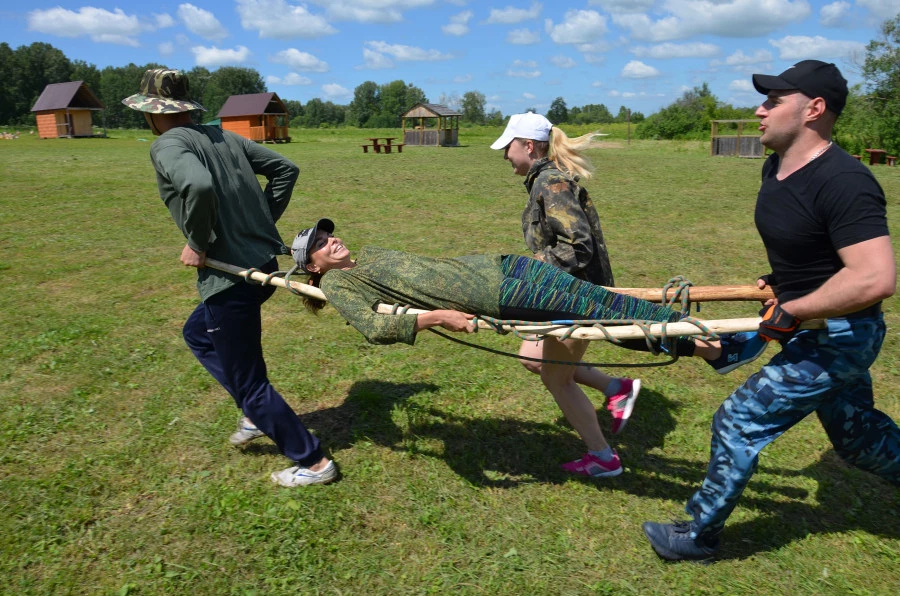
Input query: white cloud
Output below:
<box><xmin>621</xmin><ymin>60</ymin><xmax>660</xmax><ymax>78</ymax></box>
<box><xmin>307</xmin><ymin>0</ymin><xmax>436</xmax><ymax>24</ymax></box>
<box><xmin>819</xmin><ymin>2</ymin><xmax>850</xmax><ymax>27</ymax></box>
<box><xmin>236</xmin><ymin>0</ymin><xmax>337</xmax><ymax>39</ymax></box>
<box><xmin>154</xmin><ymin>13</ymin><xmax>176</xmax><ymax>28</ymax></box>
<box><xmin>584</xmin><ymin>53</ymin><xmax>607</xmax><ymax>64</ymax></box>
<box><xmin>513</xmin><ymin>59</ymin><xmax>539</xmax><ymax>68</ymax></box>
<box><xmin>729</xmin><ymin>79</ymin><xmax>754</xmax><ymax>92</ymax></box>
<box><xmin>724</xmin><ymin>49</ymin><xmax>774</xmax><ymax>66</ymax></box>
<box><xmin>508</xmin><ymin>29</ymin><xmax>541</xmax><ymax>44</ymax></box>
<box><xmin>443</xmin><ymin>11</ymin><xmax>473</xmax><ymax>36</ymax></box>
<box><xmin>613</xmin><ymin>0</ymin><xmax>810</xmax><ymax>42</ymax></box>
<box><xmin>361</xmin><ymin>48</ymin><xmax>395</xmax><ymax>69</ymax></box>
<box><xmin>159</xmin><ymin>42</ymin><xmax>175</xmax><ymax>56</ymax></box>
<box><xmin>27</xmin><ymin>7</ymin><xmax>144</xmax><ymax>45</ymax></box>
<box><xmin>545</xmin><ymin>10</ymin><xmax>608</xmax><ymax>45</ymax></box>
<box><xmin>588</xmin><ymin>0</ymin><xmax>654</xmax><ymax>13</ymax></box>
<box><xmin>507</xmin><ymin>69</ymin><xmax>542</xmax><ymax>78</ymax></box>
<box><xmin>485</xmin><ymin>2</ymin><xmax>542</xmax><ymax>24</ymax></box>
<box><xmin>631</xmin><ymin>42</ymin><xmax>719</xmax><ymax>59</ymax></box>
<box><xmin>322</xmin><ymin>83</ymin><xmax>351</xmax><ymax>100</ymax></box>
<box><xmin>591</xmin><ymin>81</ymin><xmax>603</xmax><ymax>87</ymax></box>
<box><xmin>364</xmin><ymin>41</ymin><xmax>452</xmax><ymax>61</ymax></box>
<box><xmin>453</xmin><ymin>74</ymin><xmax>472</xmax><ymax>83</ymax></box>
<box><xmin>178</xmin><ymin>4</ymin><xmax>228</xmax><ymax>41</ymax></box>
<box><xmin>857</xmin><ymin>0</ymin><xmax>900</xmax><ymax>19</ymax></box>
<box><xmin>270</xmin><ymin>49</ymin><xmax>329</xmax><ymax>72</ymax></box>
<box><xmin>523</xmin><ymin>92</ymin><xmax>536</xmax><ymax>99</ymax></box>
<box><xmin>549</xmin><ymin>55</ymin><xmax>577</xmax><ymax>68</ymax></box>
<box><xmin>267</xmin><ymin>73</ymin><xmax>313</xmax><ymax>85</ymax></box>
<box><xmin>770</xmin><ymin>35</ymin><xmax>865</xmax><ymax>60</ymax></box>
<box><xmin>191</xmin><ymin>45</ymin><xmax>252</xmax><ymax>67</ymax></box>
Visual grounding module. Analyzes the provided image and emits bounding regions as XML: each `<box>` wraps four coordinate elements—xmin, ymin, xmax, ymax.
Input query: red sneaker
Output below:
<box><xmin>561</xmin><ymin>451</ymin><xmax>623</xmax><ymax>477</ymax></box>
<box><xmin>606</xmin><ymin>378</ymin><xmax>640</xmax><ymax>434</ymax></box>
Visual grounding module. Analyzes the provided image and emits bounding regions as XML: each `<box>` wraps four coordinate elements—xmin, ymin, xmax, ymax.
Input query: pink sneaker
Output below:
<box><xmin>606</xmin><ymin>378</ymin><xmax>640</xmax><ymax>434</ymax></box>
<box><xmin>561</xmin><ymin>451</ymin><xmax>623</xmax><ymax>478</ymax></box>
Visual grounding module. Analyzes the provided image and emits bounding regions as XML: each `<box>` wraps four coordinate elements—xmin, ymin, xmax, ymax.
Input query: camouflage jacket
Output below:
<box><xmin>320</xmin><ymin>247</ymin><xmax>504</xmax><ymax>345</ymax></box>
<box><xmin>522</xmin><ymin>158</ymin><xmax>614</xmax><ymax>286</ymax></box>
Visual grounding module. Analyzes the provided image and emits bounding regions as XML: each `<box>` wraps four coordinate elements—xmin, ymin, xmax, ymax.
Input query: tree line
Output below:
<box><xmin>3</xmin><ymin>12</ymin><xmax>899</xmax><ymax>153</ymax></box>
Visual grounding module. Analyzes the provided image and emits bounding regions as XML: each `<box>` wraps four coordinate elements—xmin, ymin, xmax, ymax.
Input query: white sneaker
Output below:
<box><xmin>229</xmin><ymin>417</ymin><xmax>266</xmax><ymax>446</ymax></box>
<box><xmin>271</xmin><ymin>460</ymin><xmax>337</xmax><ymax>487</ymax></box>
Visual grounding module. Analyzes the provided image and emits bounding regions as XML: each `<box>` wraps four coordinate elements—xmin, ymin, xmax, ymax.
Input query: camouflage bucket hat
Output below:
<box><xmin>122</xmin><ymin>68</ymin><xmax>206</xmax><ymax>114</ymax></box>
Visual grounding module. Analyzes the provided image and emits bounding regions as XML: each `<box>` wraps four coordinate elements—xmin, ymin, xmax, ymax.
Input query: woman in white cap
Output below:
<box><xmin>490</xmin><ymin>114</ymin><xmax>766</xmax><ymax>477</ymax></box>
<box><xmin>491</xmin><ymin>113</ymin><xmax>640</xmax><ymax>476</ymax></box>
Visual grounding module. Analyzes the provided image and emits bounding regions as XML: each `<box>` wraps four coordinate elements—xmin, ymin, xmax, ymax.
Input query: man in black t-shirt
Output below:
<box><xmin>643</xmin><ymin>60</ymin><xmax>900</xmax><ymax>562</ymax></box>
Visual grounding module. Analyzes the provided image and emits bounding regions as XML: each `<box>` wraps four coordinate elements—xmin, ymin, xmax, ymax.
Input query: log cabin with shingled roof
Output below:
<box><xmin>31</xmin><ymin>81</ymin><xmax>106</xmax><ymax>139</ymax></box>
<box><xmin>217</xmin><ymin>92</ymin><xmax>291</xmax><ymax>143</ymax></box>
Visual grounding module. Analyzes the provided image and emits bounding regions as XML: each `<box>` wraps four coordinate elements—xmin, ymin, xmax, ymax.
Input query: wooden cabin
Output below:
<box><xmin>710</xmin><ymin>119</ymin><xmax>763</xmax><ymax>158</ymax></box>
<box><xmin>217</xmin><ymin>93</ymin><xmax>291</xmax><ymax>143</ymax></box>
<box><xmin>401</xmin><ymin>103</ymin><xmax>461</xmax><ymax>146</ymax></box>
<box><xmin>31</xmin><ymin>81</ymin><xmax>105</xmax><ymax>139</ymax></box>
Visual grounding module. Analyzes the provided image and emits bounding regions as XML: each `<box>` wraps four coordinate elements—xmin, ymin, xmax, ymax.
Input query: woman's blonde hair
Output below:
<box><xmin>526</xmin><ymin>127</ymin><xmax>602</xmax><ymax>180</ymax></box>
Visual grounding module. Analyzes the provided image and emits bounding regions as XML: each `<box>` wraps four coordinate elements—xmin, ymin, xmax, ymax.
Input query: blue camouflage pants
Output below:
<box><xmin>686</xmin><ymin>314</ymin><xmax>900</xmax><ymax>536</ymax></box>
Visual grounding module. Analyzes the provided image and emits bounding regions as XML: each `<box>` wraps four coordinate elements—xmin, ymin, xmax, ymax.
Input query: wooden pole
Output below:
<box><xmin>203</xmin><ymin>258</ymin><xmax>809</xmax><ymax>341</ymax></box>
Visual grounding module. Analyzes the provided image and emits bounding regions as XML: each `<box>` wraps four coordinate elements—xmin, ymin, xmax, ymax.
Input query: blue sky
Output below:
<box><xmin>4</xmin><ymin>1</ymin><xmax>898</xmax><ymax>116</ymax></box>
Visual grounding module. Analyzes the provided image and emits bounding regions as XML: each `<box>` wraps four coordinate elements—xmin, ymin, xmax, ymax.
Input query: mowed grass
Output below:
<box><xmin>1</xmin><ymin>125</ymin><xmax>899</xmax><ymax>594</ymax></box>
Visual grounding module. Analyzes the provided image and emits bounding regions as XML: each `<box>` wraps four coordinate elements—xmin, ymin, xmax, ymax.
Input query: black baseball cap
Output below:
<box><xmin>752</xmin><ymin>59</ymin><xmax>848</xmax><ymax>115</ymax></box>
<box><xmin>291</xmin><ymin>218</ymin><xmax>335</xmax><ymax>272</ymax></box>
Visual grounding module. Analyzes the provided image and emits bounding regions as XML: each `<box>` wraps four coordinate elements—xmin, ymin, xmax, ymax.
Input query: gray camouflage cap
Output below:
<box><xmin>122</xmin><ymin>68</ymin><xmax>206</xmax><ymax>114</ymax></box>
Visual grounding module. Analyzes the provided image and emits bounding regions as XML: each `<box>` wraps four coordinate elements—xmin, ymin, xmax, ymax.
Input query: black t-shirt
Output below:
<box><xmin>754</xmin><ymin>145</ymin><xmax>889</xmax><ymax>302</ymax></box>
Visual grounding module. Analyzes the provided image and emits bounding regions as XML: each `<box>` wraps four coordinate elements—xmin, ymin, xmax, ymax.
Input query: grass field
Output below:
<box><xmin>1</xmin><ymin>124</ymin><xmax>899</xmax><ymax>594</ymax></box>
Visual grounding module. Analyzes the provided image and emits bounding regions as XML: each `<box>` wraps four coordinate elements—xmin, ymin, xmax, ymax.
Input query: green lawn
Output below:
<box><xmin>1</xmin><ymin>126</ymin><xmax>899</xmax><ymax>594</ymax></box>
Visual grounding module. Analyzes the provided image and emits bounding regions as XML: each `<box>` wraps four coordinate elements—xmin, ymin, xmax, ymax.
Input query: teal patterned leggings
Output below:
<box><xmin>498</xmin><ymin>255</ymin><xmax>678</xmax><ymax>323</ymax></box>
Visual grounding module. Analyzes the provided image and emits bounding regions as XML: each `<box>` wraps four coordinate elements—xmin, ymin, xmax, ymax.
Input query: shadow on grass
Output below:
<box><xmin>296</xmin><ymin>379</ymin><xmax>900</xmax><ymax>557</ymax></box>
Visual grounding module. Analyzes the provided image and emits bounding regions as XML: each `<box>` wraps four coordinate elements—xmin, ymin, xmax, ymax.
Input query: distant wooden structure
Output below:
<box><xmin>31</xmin><ymin>81</ymin><xmax>106</xmax><ymax>139</ymax></box>
<box><xmin>401</xmin><ymin>103</ymin><xmax>461</xmax><ymax>146</ymax></box>
<box><xmin>217</xmin><ymin>92</ymin><xmax>291</xmax><ymax>143</ymax></box>
<box><xmin>710</xmin><ymin>119</ymin><xmax>763</xmax><ymax>157</ymax></box>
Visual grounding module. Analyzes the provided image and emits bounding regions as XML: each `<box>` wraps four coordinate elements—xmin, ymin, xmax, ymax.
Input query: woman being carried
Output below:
<box><xmin>291</xmin><ymin>219</ymin><xmax>763</xmax><ymax>478</ymax></box>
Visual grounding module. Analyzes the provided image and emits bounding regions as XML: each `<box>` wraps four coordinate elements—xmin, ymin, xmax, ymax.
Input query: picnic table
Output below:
<box><xmin>864</xmin><ymin>148</ymin><xmax>887</xmax><ymax>165</ymax></box>
<box><xmin>362</xmin><ymin>137</ymin><xmax>404</xmax><ymax>154</ymax></box>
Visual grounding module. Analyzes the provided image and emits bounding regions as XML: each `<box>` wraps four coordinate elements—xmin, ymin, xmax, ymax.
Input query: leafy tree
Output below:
<box><xmin>0</xmin><ymin>43</ymin><xmax>16</xmax><ymax>125</ymax></box>
<box><xmin>460</xmin><ymin>91</ymin><xmax>486</xmax><ymax>124</ymax></box>
<box><xmin>376</xmin><ymin>80</ymin><xmax>425</xmax><ymax>127</ymax></box>
<box><xmin>486</xmin><ymin>108</ymin><xmax>504</xmax><ymax>126</ymax></box>
<box><xmin>857</xmin><ymin>13</ymin><xmax>900</xmax><ymax>154</ymax></box>
<box><xmin>348</xmin><ymin>81</ymin><xmax>379</xmax><ymax>127</ymax></box>
<box><xmin>282</xmin><ymin>99</ymin><xmax>303</xmax><ymax>121</ymax></box>
<box><xmin>546</xmin><ymin>96</ymin><xmax>568</xmax><ymax>124</ymax></box>
<box><xmin>636</xmin><ymin>83</ymin><xmax>719</xmax><ymax>139</ymax></box>
<box><xmin>99</xmin><ymin>63</ymin><xmax>164</xmax><ymax>129</ymax></box>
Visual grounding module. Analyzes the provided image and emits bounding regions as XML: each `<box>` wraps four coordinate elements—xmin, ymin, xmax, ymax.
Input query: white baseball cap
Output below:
<box><xmin>490</xmin><ymin>112</ymin><xmax>553</xmax><ymax>150</ymax></box>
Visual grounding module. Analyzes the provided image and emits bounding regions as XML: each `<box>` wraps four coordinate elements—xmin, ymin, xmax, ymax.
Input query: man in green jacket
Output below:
<box><xmin>124</xmin><ymin>68</ymin><xmax>335</xmax><ymax>487</ymax></box>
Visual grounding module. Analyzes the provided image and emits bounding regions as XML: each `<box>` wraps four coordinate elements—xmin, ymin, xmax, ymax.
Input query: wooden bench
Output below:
<box><xmin>887</xmin><ymin>156</ymin><xmax>897</xmax><ymax>166</ymax></box>
<box><xmin>865</xmin><ymin>148</ymin><xmax>887</xmax><ymax>165</ymax></box>
<box><xmin>393</xmin><ymin>143</ymin><xmax>405</xmax><ymax>153</ymax></box>
<box><xmin>361</xmin><ymin>144</ymin><xmax>381</xmax><ymax>153</ymax></box>
<box><xmin>852</xmin><ymin>154</ymin><xmax>862</xmax><ymax>161</ymax></box>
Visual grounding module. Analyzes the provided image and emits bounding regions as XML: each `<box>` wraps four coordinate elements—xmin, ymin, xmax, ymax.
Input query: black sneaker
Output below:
<box><xmin>642</xmin><ymin>520</ymin><xmax>720</xmax><ymax>562</ymax></box>
<box><xmin>706</xmin><ymin>331</ymin><xmax>767</xmax><ymax>375</ymax></box>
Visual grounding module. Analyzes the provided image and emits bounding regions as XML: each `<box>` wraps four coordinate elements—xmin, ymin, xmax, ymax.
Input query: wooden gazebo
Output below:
<box><xmin>401</xmin><ymin>103</ymin><xmax>461</xmax><ymax>146</ymax></box>
<box><xmin>710</xmin><ymin>119</ymin><xmax>763</xmax><ymax>157</ymax></box>
<box><xmin>31</xmin><ymin>81</ymin><xmax>106</xmax><ymax>139</ymax></box>
<box><xmin>217</xmin><ymin>92</ymin><xmax>291</xmax><ymax>143</ymax></box>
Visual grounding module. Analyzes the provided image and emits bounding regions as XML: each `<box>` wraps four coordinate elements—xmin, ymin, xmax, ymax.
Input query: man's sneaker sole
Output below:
<box><xmin>271</xmin><ymin>461</ymin><xmax>338</xmax><ymax>487</ymax></box>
